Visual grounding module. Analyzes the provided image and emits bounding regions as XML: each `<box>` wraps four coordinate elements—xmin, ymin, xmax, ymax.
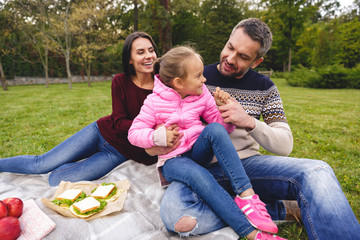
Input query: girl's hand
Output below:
<box><xmin>166</xmin><ymin>128</ymin><xmax>179</xmax><ymax>147</ymax></box>
<box><xmin>145</xmin><ymin>124</ymin><xmax>183</xmax><ymax>156</ymax></box>
<box><xmin>213</xmin><ymin>87</ymin><xmax>230</xmax><ymax>106</ymax></box>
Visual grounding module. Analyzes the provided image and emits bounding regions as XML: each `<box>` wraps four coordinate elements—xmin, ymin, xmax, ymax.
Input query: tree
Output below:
<box><xmin>262</xmin><ymin>0</ymin><xmax>319</xmax><ymax>72</ymax></box>
<box><xmin>36</xmin><ymin>0</ymin><xmax>75</xmax><ymax>89</ymax></box>
<box><xmin>0</xmin><ymin>0</ymin><xmax>16</xmax><ymax>90</ymax></box>
<box><xmin>336</xmin><ymin>18</ymin><xmax>360</xmax><ymax>68</ymax></box>
<box><xmin>134</xmin><ymin>0</ymin><xmax>138</xmax><ymax>31</ymax></box>
<box><xmin>70</xmin><ymin>0</ymin><xmax>121</xmax><ymax>86</ymax></box>
<box><xmin>171</xmin><ymin>0</ymin><xmax>203</xmax><ymax>46</ymax></box>
<box><xmin>158</xmin><ymin>0</ymin><xmax>172</xmax><ymax>53</ymax></box>
<box><xmin>10</xmin><ymin>0</ymin><xmax>51</xmax><ymax>87</ymax></box>
<box><xmin>199</xmin><ymin>0</ymin><xmax>250</xmax><ymax>64</ymax></box>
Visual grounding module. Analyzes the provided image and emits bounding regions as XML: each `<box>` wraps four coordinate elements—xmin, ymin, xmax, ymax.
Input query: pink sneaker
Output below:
<box><xmin>235</xmin><ymin>194</ymin><xmax>278</xmax><ymax>234</ymax></box>
<box><xmin>255</xmin><ymin>230</ymin><xmax>287</xmax><ymax>240</ymax></box>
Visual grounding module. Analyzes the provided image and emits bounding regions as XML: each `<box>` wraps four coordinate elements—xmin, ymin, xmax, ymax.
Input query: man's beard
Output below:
<box><xmin>219</xmin><ymin>59</ymin><xmax>250</xmax><ymax>79</ymax></box>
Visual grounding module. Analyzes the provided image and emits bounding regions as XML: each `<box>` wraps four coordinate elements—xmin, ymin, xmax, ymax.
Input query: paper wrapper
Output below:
<box><xmin>41</xmin><ymin>179</ymin><xmax>130</xmax><ymax>221</ymax></box>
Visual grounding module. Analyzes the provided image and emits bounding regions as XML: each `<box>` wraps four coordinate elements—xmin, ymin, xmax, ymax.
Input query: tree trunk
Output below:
<box><xmin>0</xmin><ymin>60</ymin><xmax>7</xmax><ymax>91</ymax></box>
<box><xmin>45</xmin><ymin>45</ymin><xmax>49</xmax><ymax>88</ymax></box>
<box><xmin>282</xmin><ymin>59</ymin><xmax>286</xmax><ymax>72</ymax></box>
<box><xmin>66</xmin><ymin>54</ymin><xmax>72</xmax><ymax>89</ymax></box>
<box><xmin>159</xmin><ymin>0</ymin><xmax>172</xmax><ymax>53</ymax></box>
<box><xmin>65</xmin><ymin>1</ymin><xmax>72</xmax><ymax>89</ymax></box>
<box><xmin>288</xmin><ymin>47</ymin><xmax>292</xmax><ymax>72</ymax></box>
<box><xmin>87</xmin><ymin>61</ymin><xmax>91</xmax><ymax>87</ymax></box>
<box><xmin>134</xmin><ymin>0</ymin><xmax>138</xmax><ymax>31</ymax></box>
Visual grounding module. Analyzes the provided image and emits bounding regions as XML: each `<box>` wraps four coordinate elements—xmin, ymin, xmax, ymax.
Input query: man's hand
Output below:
<box><xmin>218</xmin><ymin>98</ymin><xmax>256</xmax><ymax>131</ymax></box>
<box><xmin>145</xmin><ymin>124</ymin><xmax>183</xmax><ymax>156</ymax></box>
<box><xmin>213</xmin><ymin>87</ymin><xmax>230</xmax><ymax>106</ymax></box>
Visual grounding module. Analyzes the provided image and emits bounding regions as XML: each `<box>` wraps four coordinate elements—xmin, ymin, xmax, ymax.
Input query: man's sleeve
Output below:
<box><xmin>249</xmin><ymin>120</ymin><xmax>293</xmax><ymax>156</ymax></box>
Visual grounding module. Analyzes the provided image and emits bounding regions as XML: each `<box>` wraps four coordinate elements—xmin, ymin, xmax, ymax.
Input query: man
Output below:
<box><xmin>159</xmin><ymin>18</ymin><xmax>360</xmax><ymax>240</ymax></box>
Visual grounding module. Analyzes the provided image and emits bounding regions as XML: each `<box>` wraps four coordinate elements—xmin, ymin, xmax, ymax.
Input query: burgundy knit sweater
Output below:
<box><xmin>97</xmin><ymin>73</ymin><xmax>157</xmax><ymax>165</ymax></box>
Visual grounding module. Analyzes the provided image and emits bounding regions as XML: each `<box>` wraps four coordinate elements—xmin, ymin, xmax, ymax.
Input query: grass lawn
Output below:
<box><xmin>0</xmin><ymin>79</ymin><xmax>359</xmax><ymax>239</ymax></box>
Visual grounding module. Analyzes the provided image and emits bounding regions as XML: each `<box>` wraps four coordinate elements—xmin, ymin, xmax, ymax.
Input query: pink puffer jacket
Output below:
<box><xmin>128</xmin><ymin>75</ymin><xmax>235</xmax><ymax>165</ymax></box>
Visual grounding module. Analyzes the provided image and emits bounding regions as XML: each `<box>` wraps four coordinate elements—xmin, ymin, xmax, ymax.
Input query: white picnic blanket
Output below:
<box><xmin>0</xmin><ymin>160</ymin><xmax>238</xmax><ymax>240</ymax></box>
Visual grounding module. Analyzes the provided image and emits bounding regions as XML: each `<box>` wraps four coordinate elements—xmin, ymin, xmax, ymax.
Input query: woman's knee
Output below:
<box><xmin>48</xmin><ymin>171</ymin><xmax>62</xmax><ymax>186</ymax></box>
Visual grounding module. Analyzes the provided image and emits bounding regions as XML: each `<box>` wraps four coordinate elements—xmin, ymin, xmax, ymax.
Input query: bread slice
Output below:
<box><xmin>56</xmin><ymin>189</ymin><xmax>82</xmax><ymax>201</ymax></box>
<box><xmin>72</xmin><ymin>197</ymin><xmax>100</xmax><ymax>214</ymax></box>
<box><xmin>91</xmin><ymin>184</ymin><xmax>115</xmax><ymax>199</ymax></box>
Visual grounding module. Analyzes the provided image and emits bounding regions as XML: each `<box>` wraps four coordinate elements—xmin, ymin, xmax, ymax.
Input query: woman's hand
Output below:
<box><xmin>145</xmin><ymin>124</ymin><xmax>183</xmax><ymax>156</ymax></box>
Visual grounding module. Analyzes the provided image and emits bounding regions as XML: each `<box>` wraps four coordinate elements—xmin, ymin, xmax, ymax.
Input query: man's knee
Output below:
<box><xmin>174</xmin><ymin>216</ymin><xmax>197</xmax><ymax>233</ymax></box>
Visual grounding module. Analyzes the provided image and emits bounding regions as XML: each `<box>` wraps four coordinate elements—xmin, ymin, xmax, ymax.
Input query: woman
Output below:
<box><xmin>0</xmin><ymin>32</ymin><xmax>178</xmax><ymax>186</ymax></box>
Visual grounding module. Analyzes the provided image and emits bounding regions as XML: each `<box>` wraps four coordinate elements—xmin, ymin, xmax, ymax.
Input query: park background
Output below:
<box><xmin>0</xmin><ymin>0</ymin><xmax>359</xmax><ymax>239</ymax></box>
<box><xmin>0</xmin><ymin>0</ymin><xmax>359</xmax><ymax>89</ymax></box>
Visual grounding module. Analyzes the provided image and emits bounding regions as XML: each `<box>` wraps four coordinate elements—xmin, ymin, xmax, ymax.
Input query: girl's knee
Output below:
<box><xmin>206</xmin><ymin>122</ymin><xmax>224</xmax><ymax>130</ymax></box>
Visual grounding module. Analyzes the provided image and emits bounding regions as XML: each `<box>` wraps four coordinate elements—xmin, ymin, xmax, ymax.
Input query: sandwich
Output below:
<box><xmin>52</xmin><ymin>189</ymin><xmax>86</xmax><ymax>207</ymax></box>
<box><xmin>91</xmin><ymin>183</ymin><xmax>123</xmax><ymax>202</ymax></box>
<box><xmin>69</xmin><ymin>196</ymin><xmax>107</xmax><ymax>218</ymax></box>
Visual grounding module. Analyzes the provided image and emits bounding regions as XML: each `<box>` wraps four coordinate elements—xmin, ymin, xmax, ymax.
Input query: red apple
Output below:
<box><xmin>0</xmin><ymin>217</ymin><xmax>21</xmax><ymax>240</ymax></box>
<box><xmin>0</xmin><ymin>200</ymin><xmax>8</xmax><ymax>219</ymax></box>
<box><xmin>2</xmin><ymin>198</ymin><xmax>23</xmax><ymax>218</ymax></box>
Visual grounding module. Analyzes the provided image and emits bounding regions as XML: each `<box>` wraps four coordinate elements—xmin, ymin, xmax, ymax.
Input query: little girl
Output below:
<box><xmin>128</xmin><ymin>46</ymin><xmax>285</xmax><ymax>239</ymax></box>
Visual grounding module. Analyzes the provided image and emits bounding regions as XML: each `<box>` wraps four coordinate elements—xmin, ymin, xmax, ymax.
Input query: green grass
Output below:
<box><xmin>1</xmin><ymin>80</ymin><xmax>359</xmax><ymax>239</ymax></box>
<box><xmin>0</xmin><ymin>82</ymin><xmax>112</xmax><ymax>157</ymax></box>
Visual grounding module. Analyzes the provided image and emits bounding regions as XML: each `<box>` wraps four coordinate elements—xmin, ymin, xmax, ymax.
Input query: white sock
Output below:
<box><xmin>237</xmin><ymin>194</ymin><xmax>254</xmax><ymax>200</ymax></box>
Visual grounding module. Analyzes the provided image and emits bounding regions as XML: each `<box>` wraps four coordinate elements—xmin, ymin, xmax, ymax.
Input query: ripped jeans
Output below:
<box><xmin>160</xmin><ymin>155</ymin><xmax>360</xmax><ymax>239</ymax></box>
<box><xmin>161</xmin><ymin>123</ymin><xmax>254</xmax><ymax>236</ymax></box>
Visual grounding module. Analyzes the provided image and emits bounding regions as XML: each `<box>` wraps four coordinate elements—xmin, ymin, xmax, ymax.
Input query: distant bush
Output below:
<box><xmin>286</xmin><ymin>65</ymin><xmax>321</xmax><ymax>87</ymax></box>
<box><xmin>346</xmin><ymin>66</ymin><xmax>360</xmax><ymax>89</ymax></box>
<box><xmin>270</xmin><ymin>71</ymin><xmax>288</xmax><ymax>79</ymax></box>
<box><xmin>286</xmin><ymin>65</ymin><xmax>360</xmax><ymax>89</ymax></box>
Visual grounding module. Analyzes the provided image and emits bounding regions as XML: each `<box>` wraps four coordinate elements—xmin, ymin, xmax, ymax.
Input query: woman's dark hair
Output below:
<box><xmin>122</xmin><ymin>32</ymin><xmax>159</xmax><ymax>77</ymax></box>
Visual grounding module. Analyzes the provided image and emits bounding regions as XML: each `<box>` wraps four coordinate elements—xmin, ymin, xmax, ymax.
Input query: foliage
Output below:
<box><xmin>261</xmin><ymin>0</ymin><xmax>319</xmax><ymax>72</ymax></box>
<box><xmin>0</xmin><ymin>0</ymin><xmax>359</xmax><ymax>89</ymax></box>
<box><xmin>70</xmin><ymin>0</ymin><xmax>121</xmax><ymax>85</ymax></box>
<box><xmin>336</xmin><ymin>18</ymin><xmax>360</xmax><ymax>68</ymax></box>
<box><xmin>294</xmin><ymin>17</ymin><xmax>360</xmax><ymax>70</ymax></box>
<box><xmin>287</xmin><ymin>64</ymin><xmax>360</xmax><ymax>89</ymax></box>
<box><xmin>199</xmin><ymin>0</ymin><xmax>251</xmax><ymax>65</ymax></box>
<box><xmin>286</xmin><ymin>65</ymin><xmax>321</xmax><ymax>87</ymax></box>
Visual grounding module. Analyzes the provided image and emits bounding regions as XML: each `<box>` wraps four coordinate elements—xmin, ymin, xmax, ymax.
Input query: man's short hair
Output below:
<box><xmin>232</xmin><ymin>18</ymin><xmax>273</xmax><ymax>59</ymax></box>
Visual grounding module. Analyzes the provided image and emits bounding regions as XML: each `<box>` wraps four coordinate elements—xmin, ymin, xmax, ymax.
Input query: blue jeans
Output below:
<box><xmin>0</xmin><ymin>122</ymin><xmax>126</xmax><ymax>186</ymax></box>
<box><xmin>161</xmin><ymin>123</ymin><xmax>255</xmax><ymax>236</ymax></box>
<box><xmin>161</xmin><ymin>155</ymin><xmax>360</xmax><ymax>239</ymax></box>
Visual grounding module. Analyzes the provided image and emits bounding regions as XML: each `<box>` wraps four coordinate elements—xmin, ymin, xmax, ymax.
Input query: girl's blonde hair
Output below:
<box><xmin>154</xmin><ymin>46</ymin><xmax>202</xmax><ymax>87</ymax></box>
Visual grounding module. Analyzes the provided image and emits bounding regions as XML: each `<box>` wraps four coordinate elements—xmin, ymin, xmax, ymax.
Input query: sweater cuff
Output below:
<box><xmin>247</xmin><ymin>118</ymin><xmax>259</xmax><ymax>133</ymax></box>
<box><xmin>153</xmin><ymin>126</ymin><xmax>167</xmax><ymax>147</ymax></box>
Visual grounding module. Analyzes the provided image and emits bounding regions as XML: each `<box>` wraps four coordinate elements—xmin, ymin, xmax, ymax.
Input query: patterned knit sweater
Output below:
<box><xmin>204</xmin><ymin>63</ymin><xmax>293</xmax><ymax>159</ymax></box>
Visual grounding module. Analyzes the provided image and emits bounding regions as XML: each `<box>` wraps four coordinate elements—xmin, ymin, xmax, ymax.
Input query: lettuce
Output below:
<box><xmin>52</xmin><ymin>191</ymin><xmax>86</xmax><ymax>207</ymax></box>
<box><xmin>72</xmin><ymin>198</ymin><xmax>107</xmax><ymax>216</ymax></box>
